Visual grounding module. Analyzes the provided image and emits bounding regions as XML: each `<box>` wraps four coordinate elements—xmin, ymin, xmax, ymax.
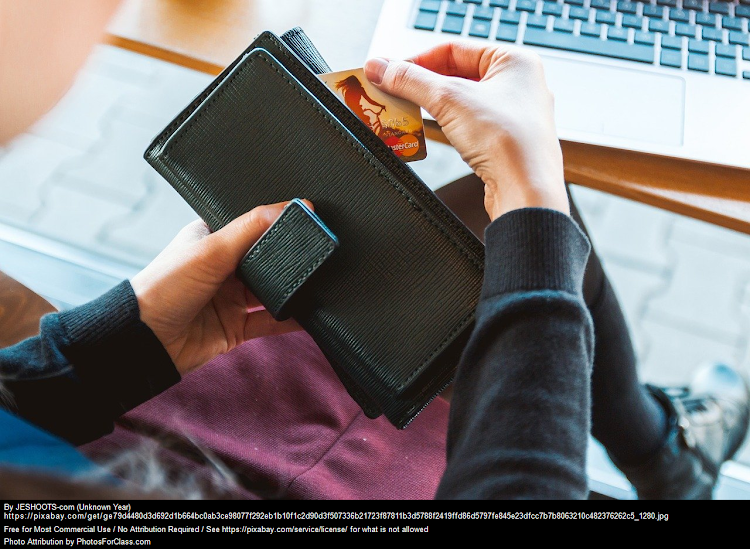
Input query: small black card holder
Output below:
<box><xmin>144</xmin><ymin>30</ymin><xmax>484</xmax><ymax>428</ymax></box>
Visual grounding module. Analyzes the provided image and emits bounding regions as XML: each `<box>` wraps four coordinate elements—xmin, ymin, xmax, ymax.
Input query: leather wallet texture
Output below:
<box><xmin>145</xmin><ymin>31</ymin><xmax>484</xmax><ymax>428</ymax></box>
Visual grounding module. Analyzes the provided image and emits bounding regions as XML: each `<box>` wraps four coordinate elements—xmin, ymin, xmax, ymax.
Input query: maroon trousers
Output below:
<box><xmin>82</xmin><ymin>331</ymin><xmax>449</xmax><ymax>499</ymax></box>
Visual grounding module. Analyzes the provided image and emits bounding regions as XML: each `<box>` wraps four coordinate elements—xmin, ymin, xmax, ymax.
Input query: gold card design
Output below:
<box><xmin>319</xmin><ymin>68</ymin><xmax>427</xmax><ymax>162</ymax></box>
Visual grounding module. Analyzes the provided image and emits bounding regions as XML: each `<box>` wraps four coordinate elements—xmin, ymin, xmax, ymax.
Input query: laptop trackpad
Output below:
<box><xmin>543</xmin><ymin>57</ymin><xmax>685</xmax><ymax>146</ymax></box>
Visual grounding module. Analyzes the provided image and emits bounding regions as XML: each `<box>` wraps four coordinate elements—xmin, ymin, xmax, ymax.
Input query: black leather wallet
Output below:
<box><xmin>144</xmin><ymin>30</ymin><xmax>484</xmax><ymax>428</ymax></box>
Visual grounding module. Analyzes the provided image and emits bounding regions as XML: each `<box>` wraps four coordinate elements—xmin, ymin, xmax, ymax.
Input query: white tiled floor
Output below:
<box><xmin>1</xmin><ymin>45</ymin><xmax>749</xmax><ymax>467</ymax></box>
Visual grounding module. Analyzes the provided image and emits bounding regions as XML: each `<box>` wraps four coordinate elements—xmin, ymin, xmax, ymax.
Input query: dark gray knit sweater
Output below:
<box><xmin>437</xmin><ymin>208</ymin><xmax>594</xmax><ymax>499</ymax></box>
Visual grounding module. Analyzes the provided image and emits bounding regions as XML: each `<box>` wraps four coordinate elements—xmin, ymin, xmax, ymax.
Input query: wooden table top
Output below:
<box><xmin>106</xmin><ymin>0</ymin><xmax>750</xmax><ymax>234</ymax></box>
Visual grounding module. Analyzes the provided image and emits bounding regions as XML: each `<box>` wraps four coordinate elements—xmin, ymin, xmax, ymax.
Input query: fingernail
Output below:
<box><xmin>364</xmin><ymin>58</ymin><xmax>389</xmax><ymax>85</ymax></box>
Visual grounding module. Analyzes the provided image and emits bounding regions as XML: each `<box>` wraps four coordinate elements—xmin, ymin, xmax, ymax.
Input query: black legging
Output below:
<box><xmin>435</xmin><ymin>174</ymin><xmax>667</xmax><ymax>465</ymax></box>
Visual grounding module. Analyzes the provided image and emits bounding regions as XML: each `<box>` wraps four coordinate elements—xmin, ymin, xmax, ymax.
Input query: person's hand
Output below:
<box><xmin>364</xmin><ymin>42</ymin><xmax>568</xmax><ymax>220</ymax></box>
<box><xmin>130</xmin><ymin>202</ymin><xmax>304</xmax><ymax>376</ymax></box>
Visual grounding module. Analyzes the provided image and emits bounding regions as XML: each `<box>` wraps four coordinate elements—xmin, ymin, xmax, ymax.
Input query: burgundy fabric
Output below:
<box><xmin>81</xmin><ymin>331</ymin><xmax>449</xmax><ymax>499</ymax></box>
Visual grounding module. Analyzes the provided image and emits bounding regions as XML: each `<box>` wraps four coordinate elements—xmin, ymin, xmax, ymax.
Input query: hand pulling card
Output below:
<box><xmin>319</xmin><ymin>68</ymin><xmax>427</xmax><ymax>162</ymax></box>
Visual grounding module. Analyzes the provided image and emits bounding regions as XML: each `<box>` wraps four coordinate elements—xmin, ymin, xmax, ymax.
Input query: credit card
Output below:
<box><xmin>319</xmin><ymin>68</ymin><xmax>427</xmax><ymax>162</ymax></box>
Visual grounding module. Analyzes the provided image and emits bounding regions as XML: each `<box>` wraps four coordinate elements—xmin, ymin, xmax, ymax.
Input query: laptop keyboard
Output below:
<box><xmin>413</xmin><ymin>0</ymin><xmax>750</xmax><ymax>79</ymax></box>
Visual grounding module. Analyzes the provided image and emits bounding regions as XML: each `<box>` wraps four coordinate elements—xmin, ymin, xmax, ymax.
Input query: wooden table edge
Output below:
<box><xmin>105</xmin><ymin>33</ymin><xmax>225</xmax><ymax>75</ymax></box>
<box><xmin>425</xmin><ymin>121</ymin><xmax>750</xmax><ymax>235</ymax></box>
<box><xmin>102</xmin><ymin>34</ymin><xmax>750</xmax><ymax>236</ymax></box>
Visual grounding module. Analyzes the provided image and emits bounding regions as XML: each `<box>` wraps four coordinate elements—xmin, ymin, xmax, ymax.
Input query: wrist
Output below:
<box><xmin>130</xmin><ymin>276</ymin><xmax>157</xmax><ymax>337</ymax></box>
<box><xmin>129</xmin><ymin>275</ymin><xmax>177</xmax><ymax>365</ymax></box>
<box><xmin>484</xmin><ymin>176</ymin><xmax>569</xmax><ymax>220</ymax></box>
<box><xmin>480</xmin><ymin>147</ymin><xmax>567</xmax><ymax>219</ymax></box>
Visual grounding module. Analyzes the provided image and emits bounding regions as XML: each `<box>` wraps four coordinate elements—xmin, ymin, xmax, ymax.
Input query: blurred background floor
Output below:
<box><xmin>1</xmin><ymin>44</ymin><xmax>748</xmax><ymax>476</ymax></box>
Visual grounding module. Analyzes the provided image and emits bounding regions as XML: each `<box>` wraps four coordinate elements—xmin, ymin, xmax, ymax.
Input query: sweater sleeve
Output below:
<box><xmin>436</xmin><ymin>208</ymin><xmax>594</xmax><ymax>499</ymax></box>
<box><xmin>0</xmin><ymin>281</ymin><xmax>180</xmax><ymax>445</ymax></box>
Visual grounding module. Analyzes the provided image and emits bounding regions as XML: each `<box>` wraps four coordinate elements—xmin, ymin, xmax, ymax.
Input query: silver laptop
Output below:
<box><xmin>367</xmin><ymin>0</ymin><xmax>750</xmax><ymax>169</ymax></box>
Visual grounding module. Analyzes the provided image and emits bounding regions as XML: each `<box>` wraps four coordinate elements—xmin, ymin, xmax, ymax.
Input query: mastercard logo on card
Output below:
<box><xmin>319</xmin><ymin>68</ymin><xmax>427</xmax><ymax>162</ymax></box>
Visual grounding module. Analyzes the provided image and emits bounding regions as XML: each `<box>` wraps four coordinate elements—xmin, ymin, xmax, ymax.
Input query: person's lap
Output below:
<box><xmin>81</xmin><ymin>330</ymin><xmax>449</xmax><ymax>499</ymax></box>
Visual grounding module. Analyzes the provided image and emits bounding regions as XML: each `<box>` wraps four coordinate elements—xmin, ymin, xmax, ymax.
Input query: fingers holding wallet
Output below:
<box><xmin>131</xmin><ymin>201</ymin><xmax>304</xmax><ymax>375</ymax></box>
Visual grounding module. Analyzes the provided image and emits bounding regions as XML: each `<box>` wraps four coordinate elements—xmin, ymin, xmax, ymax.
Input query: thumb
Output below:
<box><xmin>364</xmin><ymin>58</ymin><xmax>451</xmax><ymax>115</ymax></box>
<box><xmin>204</xmin><ymin>200</ymin><xmax>312</xmax><ymax>276</ymax></box>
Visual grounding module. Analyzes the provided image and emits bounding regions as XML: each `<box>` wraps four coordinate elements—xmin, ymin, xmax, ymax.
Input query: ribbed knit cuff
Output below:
<box><xmin>482</xmin><ymin>208</ymin><xmax>591</xmax><ymax>300</ymax></box>
<box><xmin>55</xmin><ymin>281</ymin><xmax>180</xmax><ymax>416</ymax></box>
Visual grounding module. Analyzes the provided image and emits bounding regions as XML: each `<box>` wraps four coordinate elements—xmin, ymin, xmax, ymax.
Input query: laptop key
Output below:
<box><xmin>543</xmin><ymin>2</ymin><xmax>564</xmax><ymax>16</ymax></box>
<box><xmin>729</xmin><ymin>32</ymin><xmax>750</xmax><ymax>46</ymax></box>
<box><xmin>569</xmin><ymin>7</ymin><xmax>591</xmax><ymax>20</ymax></box>
<box><xmin>580</xmin><ymin>22</ymin><xmax>604</xmax><ymax>36</ymax></box>
<box><xmin>744</xmin><ymin>46</ymin><xmax>750</xmax><ymax>60</ymax></box>
<box><xmin>656</xmin><ymin>0</ymin><xmax>677</xmax><ymax>6</ymax></box>
<box><xmin>662</xmin><ymin>35</ymin><xmax>683</xmax><ymax>50</ymax></box>
<box><xmin>464</xmin><ymin>0</ymin><xmax>484</xmax><ymax>4</ymax></box>
<box><xmin>501</xmin><ymin>10</ymin><xmax>521</xmax><ymax>24</ymax></box>
<box><xmin>675</xmin><ymin>23</ymin><xmax>697</xmax><ymax>37</ymax></box>
<box><xmin>660</xmin><ymin>49</ymin><xmax>682</xmax><ymax>67</ymax></box>
<box><xmin>744</xmin><ymin>71</ymin><xmax>750</xmax><ymax>79</ymax></box>
<box><xmin>608</xmin><ymin>26</ymin><xmax>629</xmax><ymax>40</ymax></box>
<box><xmin>634</xmin><ymin>30</ymin><xmax>656</xmax><ymax>44</ymax></box>
<box><xmin>617</xmin><ymin>1</ymin><xmax>638</xmax><ymax>14</ymax></box>
<box><xmin>682</xmin><ymin>0</ymin><xmax>703</xmax><ymax>10</ymax></box>
<box><xmin>527</xmin><ymin>14</ymin><xmax>550</xmax><ymax>28</ymax></box>
<box><xmin>737</xmin><ymin>6</ymin><xmax>750</xmax><ymax>18</ymax></box>
<box><xmin>687</xmin><ymin>53</ymin><xmax>709</xmax><ymax>71</ymax></box>
<box><xmin>715</xmin><ymin>58</ymin><xmax>737</xmax><ymax>76</ymax></box>
<box><xmin>590</xmin><ymin>0</ymin><xmax>611</xmax><ymax>10</ymax></box>
<box><xmin>709</xmin><ymin>2</ymin><xmax>730</xmax><ymax>15</ymax></box>
<box><xmin>522</xmin><ymin>27</ymin><xmax>655</xmax><ymax>62</ymax></box>
<box><xmin>414</xmin><ymin>11</ymin><xmax>439</xmax><ymax>31</ymax></box>
<box><xmin>516</xmin><ymin>0</ymin><xmax>538</xmax><ymax>12</ymax></box>
<box><xmin>469</xmin><ymin>18</ymin><xmax>492</xmax><ymax>37</ymax></box>
<box><xmin>418</xmin><ymin>0</ymin><xmax>441</xmax><ymax>13</ymax></box>
<box><xmin>489</xmin><ymin>0</ymin><xmax>511</xmax><ymax>7</ymax></box>
<box><xmin>669</xmin><ymin>8</ymin><xmax>690</xmax><ymax>22</ymax></box>
<box><xmin>649</xmin><ymin>19</ymin><xmax>671</xmax><ymax>33</ymax></box>
<box><xmin>702</xmin><ymin>27</ymin><xmax>724</xmax><ymax>41</ymax></box>
<box><xmin>688</xmin><ymin>39</ymin><xmax>709</xmax><ymax>54</ymax></box>
<box><xmin>716</xmin><ymin>43</ymin><xmax>737</xmax><ymax>57</ymax></box>
<box><xmin>442</xmin><ymin>15</ymin><xmax>466</xmax><ymax>34</ymax></box>
<box><xmin>446</xmin><ymin>3</ymin><xmax>468</xmax><ymax>16</ymax></box>
<box><xmin>496</xmin><ymin>23</ymin><xmax>519</xmax><ymax>41</ymax></box>
<box><xmin>622</xmin><ymin>15</ymin><xmax>644</xmax><ymax>28</ymax></box>
<box><xmin>554</xmin><ymin>18</ymin><xmax>576</xmax><ymax>32</ymax></box>
<box><xmin>696</xmin><ymin>13</ymin><xmax>717</xmax><ymax>26</ymax></box>
<box><xmin>723</xmin><ymin>18</ymin><xmax>744</xmax><ymax>31</ymax></box>
<box><xmin>474</xmin><ymin>6</ymin><xmax>495</xmax><ymax>20</ymax></box>
<box><xmin>596</xmin><ymin>11</ymin><xmax>617</xmax><ymax>24</ymax></box>
<box><xmin>564</xmin><ymin>0</ymin><xmax>586</xmax><ymax>5</ymax></box>
<box><xmin>643</xmin><ymin>5</ymin><xmax>665</xmax><ymax>18</ymax></box>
